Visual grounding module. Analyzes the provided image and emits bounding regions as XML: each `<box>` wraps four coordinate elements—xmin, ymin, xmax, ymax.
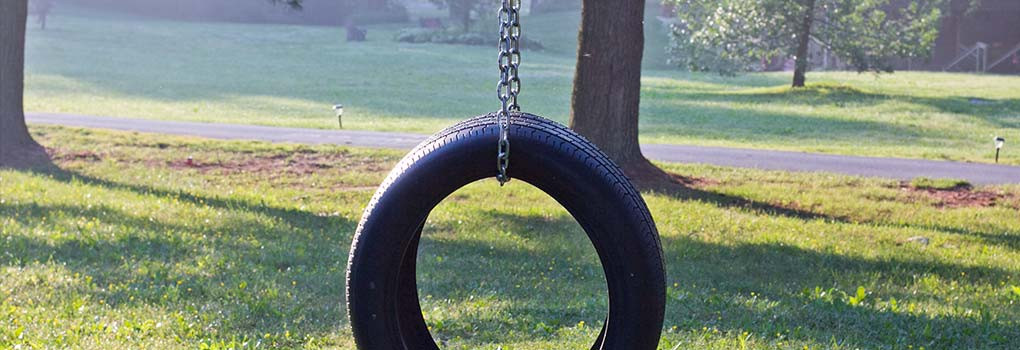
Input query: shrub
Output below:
<box><xmin>395</xmin><ymin>28</ymin><xmax>543</xmax><ymax>50</ymax></box>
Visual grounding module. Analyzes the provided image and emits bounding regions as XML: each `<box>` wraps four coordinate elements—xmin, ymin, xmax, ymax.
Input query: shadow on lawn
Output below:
<box><xmin>4</xmin><ymin>166</ymin><xmax>355</xmax><ymax>343</ymax></box>
<box><xmin>415</xmin><ymin>208</ymin><xmax>1018</xmax><ymax>348</ymax></box>
<box><xmin>644</xmin><ymin>83</ymin><xmax>1020</xmax><ymax>129</ymax></box>
<box><xmin>640</xmin><ymin>102</ymin><xmax>941</xmax><ymax>146</ymax></box>
<box><xmin>659</xmin><ymin>235</ymin><xmax>1018</xmax><ymax>348</ymax></box>
<box><xmin>414</xmin><ymin>222</ymin><xmax>609</xmax><ymax>344</ymax></box>
<box><xmin>32</xmin><ymin>165</ymin><xmax>345</xmax><ymax>231</ymax></box>
<box><xmin>644</xmin><ymin>176</ymin><xmax>1020</xmax><ymax>252</ymax></box>
<box><xmin>6</xmin><ymin>165</ymin><xmax>1017</xmax><ymax>348</ymax></box>
<box><xmin>642</xmin><ymin>179</ymin><xmax>833</xmax><ymax>222</ymax></box>
<box><xmin>642</xmin><ymin>71</ymin><xmax>791</xmax><ymax>88</ymax></box>
<box><xmin>910</xmin><ymin>224</ymin><xmax>1020</xmax><ymax>252</ymax></box>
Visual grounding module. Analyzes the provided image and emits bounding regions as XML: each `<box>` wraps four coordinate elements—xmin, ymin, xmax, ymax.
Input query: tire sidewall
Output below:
<box><xmin>346</xmin><ymin>114</ymin><xmax>665</xmax><ymax>349</ymax></box>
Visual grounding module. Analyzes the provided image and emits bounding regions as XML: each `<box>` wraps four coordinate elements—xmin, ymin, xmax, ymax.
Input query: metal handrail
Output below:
<box><xmin>944</xmin><ymin>42</ymin><xmax>988</xmax><ymax>72</ymax></box>
<box><xmin>987</xmin><ymin>42</ymin><xmax>1020</xmax><ymax>71</ymax></box>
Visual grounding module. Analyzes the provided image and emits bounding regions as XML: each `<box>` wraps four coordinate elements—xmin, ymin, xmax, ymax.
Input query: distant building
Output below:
<box><xmin>931</xmin><ymin>0</ymin><xmax>1020</xmax><ymax>74</ymax></box>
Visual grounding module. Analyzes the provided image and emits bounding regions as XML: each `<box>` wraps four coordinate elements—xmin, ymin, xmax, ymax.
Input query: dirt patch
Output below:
<box><xmin>626</xmin><ymin>161</ymin><xmax>719</xmax><ymax>191</ymax></box>
<box><xmin>170</xmin><ymin>153</ymin><xmax>339</xmax><ymax>175</ymax></box>
<box><xmin>48</xmin><ymin>148</ymin><xmax>103</xmax><ymax>162</ymax></box>
<box><xmin>899</xmin><ymin>181</ymin><xmax>1016</xmax><ymax>208</ymax></box>
<box><xmin>164</xmin><ymin>152</ymin><xmax>389</xmax><ymax>176</ymax></box>
<box><xmin>667</xmin><ymin>172</ymin><xmax>719</xmax><ymax>188</ymax></box>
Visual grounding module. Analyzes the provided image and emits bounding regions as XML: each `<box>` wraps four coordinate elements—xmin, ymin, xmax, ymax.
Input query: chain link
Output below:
<box><xmin>496</xmin><ymin>0</ymin><xmax>521</xmax><ymax>185</ymax></box>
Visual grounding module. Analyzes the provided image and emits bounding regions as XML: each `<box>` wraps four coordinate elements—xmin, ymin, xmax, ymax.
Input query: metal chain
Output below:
<box><xmin>496</xmin><ymin>0</ymin><xmax>521</xmax><ymax>185</ymax></box>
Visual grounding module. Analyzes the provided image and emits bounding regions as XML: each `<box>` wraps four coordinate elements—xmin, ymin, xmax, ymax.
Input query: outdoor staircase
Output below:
<box><xmin>944</xmin><ymin>42</ymin><xmax>989</xmax><ymax>72</ymax></box>
<box><xmin>987</xmin><ymin>42</ymin><xmax>1020</xmax><ymax>72</ymax></box>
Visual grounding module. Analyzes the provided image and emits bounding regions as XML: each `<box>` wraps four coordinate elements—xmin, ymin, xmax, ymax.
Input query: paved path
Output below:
<box><xmin>28</xmin><ymin>113</ymin><xmax>1020</xmax><ymax>185</ymax></box>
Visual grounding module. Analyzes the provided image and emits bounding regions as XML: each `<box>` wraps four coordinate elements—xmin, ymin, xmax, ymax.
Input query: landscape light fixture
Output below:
<box><xmin>333</xmin><ymin>104</ymin><xmax>344</xmax><ymax>129</ymax></box>
<box><xmin>995</xmin><ymin>136</ymin><xmax>1005</xmax><ymax>163</ymax></box>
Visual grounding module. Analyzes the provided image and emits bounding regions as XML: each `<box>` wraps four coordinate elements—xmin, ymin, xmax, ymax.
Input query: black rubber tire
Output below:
<box><xmin>346</xmin><ymin>113</ymin><xmax>665</xmax><ymax>349</ymax></box>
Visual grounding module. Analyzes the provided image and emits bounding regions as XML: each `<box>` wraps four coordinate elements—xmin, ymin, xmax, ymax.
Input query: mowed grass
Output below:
<box><xmin>3</xmin><ymin>126</ymin><xmax>1019</xmax><ymax>349</ymax></box>
<box><xmin>23</xmin><ymin>6</ymin><xmax>1020</xmax><ymax>164</ymax></box>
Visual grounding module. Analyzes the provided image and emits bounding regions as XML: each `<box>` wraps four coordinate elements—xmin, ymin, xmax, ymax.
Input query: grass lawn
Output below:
<box><xmin>23</xmin><ymin>6</ymin><xmax>1020</xmax><ymax>165</ymax></box>
<box><xmin>2</xmin><ymin>126</ymin><xmax>1019</xmax><ymax>349</ymax></box>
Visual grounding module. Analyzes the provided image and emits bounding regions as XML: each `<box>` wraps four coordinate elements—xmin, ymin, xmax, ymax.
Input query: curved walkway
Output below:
<box><xmin>27</xmin><ymin>113</ymin><xmax>1020</xmax><ymax>185</ymax></box>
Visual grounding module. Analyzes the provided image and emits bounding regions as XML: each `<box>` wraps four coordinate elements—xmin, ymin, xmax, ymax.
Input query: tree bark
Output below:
<box><xmin>449</xmin><ymin>1</ymin><xmax>471</xmax><ymax>32</ymax></box>
<box><xmin>570</xmin><ymin>0</ymin><xmax>658</xmax><ymax>180</ymax></box>
<box><xmin>791</xmin><ymin>0</ymin><xmax>816</xmax><ymax>87</ymax></box>
<box><xmin>1</xmin><ymin>0</ymin><xmax>47</xmax><ymax>168</ymax></box>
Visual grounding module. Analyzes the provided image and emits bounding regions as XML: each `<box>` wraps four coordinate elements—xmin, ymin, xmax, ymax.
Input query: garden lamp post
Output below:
<box><xmin>333</xmin><ymin>104</ymin><xmax>344</xmax><ymax>129</ymax></box>
<box><xmin>995</xmin><ymin>137</ymin><xmax>1005</xmax><ymax>163</ymax></box>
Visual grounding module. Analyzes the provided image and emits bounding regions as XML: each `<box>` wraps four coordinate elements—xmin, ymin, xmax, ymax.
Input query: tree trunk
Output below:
<box><xmin>1</xmin><ymin>0</ymin><xmax>47</xmax><ymax>168</ymax></box>
<box><xmin>791</xmin><ymin>0</ymin><xmax>816</xmax><ymax>87</ymax></box>
<box><xmin>570</xmin><ymin>0</ymin><xmax>660</xmax><ymax>180</ymax></box>
<box><xmin>449</xmin><ymin>1</ymin><xmax>471</xmax><ymax>32</ymax></box>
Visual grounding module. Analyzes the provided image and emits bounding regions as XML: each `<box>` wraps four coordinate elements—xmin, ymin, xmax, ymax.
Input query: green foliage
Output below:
<box><xmin>395</xmin><ymin>27</ymin><xmax>543</xmax><ymax>49</ymax></box>
<box><xmin>427</xmin><ymin>0</ymin><xmax>499</xmax><ymax>31</ymax></box>
<box><xmin>668</xmin><ymin>0</ymin><xmax>944</xmax><ymax>77</ymax></box>
<box><xmin>847</xmin><ymin>286</ymin><xmax>868</xmax><ymax>306</ymax></box>
<box><xmin>395</xmin><ymin>28</ymin><xmax>488</xmax><ymax>45</ymax></box>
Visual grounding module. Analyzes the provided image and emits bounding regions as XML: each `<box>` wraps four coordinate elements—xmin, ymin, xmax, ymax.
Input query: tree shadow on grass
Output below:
<box><xmin>28</xmin><ymin>166</ymin><xmax>347</xmax><ymax>232</ymax></box>
<box><xmin>412</xmin><ymin>202</ymin><xmax>1018</xmax><ymax>348</ymax></box>
<box><xmin>414</xmin><ymin>211</ymin><xmax>608</xmax><ymax>345</ymax></box>
<box><xmin>660</xmin><ymin>235</ymin><xmax>1018</xmax><ymax>349</ymax></box>
<box><xmin>644</xmin><ymin>83</ymin><xmax>1020</xmax><ymax>129</ymax></box>
<box><xmin>638</xmin><ymin>175</ymin><xmax>836</xmax><ymax>222</ymax></box>
<box><xmin>638</xmin><ymin>99</ymin><xmax>946</xmax><ymax>150</ymax></box>
<box><xmin>641</xmin><ymin>71</ymin><xmax>791</xmax><ymax>88</ymax></box>
<box><xmin>4</xmin><ymin>166</ymin><xmax>356</xmax><ymax>345</ymax></box>
<box><xmin>909</xmin><ymin>224</ymin><xmax>1020</xmax><ymax>252</ymax></box>
<box><xmin>0</xmin><ymin>203</ymin><xmax>195</xmax><ymax>269</ymax></box>
<box><xmin>6</xmin><ymin>164</ymin><xmax>1018</xmax><ymax>348</ymax></box>
<box><xmin>642</xmin><ymin>173</ymin><xmax>1020</xmax><ymax>252</ymax></box>
<box><xmin>638</xmin><ymin>174</ymin><xmax>1018</xmax><ymax>347</ymax></box>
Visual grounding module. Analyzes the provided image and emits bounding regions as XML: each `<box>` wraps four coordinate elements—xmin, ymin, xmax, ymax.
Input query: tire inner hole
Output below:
<box><xmin>414</xmin><ymin>180</ymin><xmax>609</xmax><ymax>348</ymax></box>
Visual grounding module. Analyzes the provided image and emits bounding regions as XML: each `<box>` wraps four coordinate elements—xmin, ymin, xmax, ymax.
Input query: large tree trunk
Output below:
<box><xmin>791</xmin><ymin>0</ymin><xmax>816</xmax><ymax>87</ymax></box>
<box><xmin>1</xmin><ymin>0</ymin><xmax>47</xmax><ymax>168</ymax></box>
<box><xmin>570</xmin><ymin>0</ymin><xmax>661</xmax><ymax>181</ymax></box>
<box><xmin>449</xmin><ymin>1</ymin><xmax>471</xmax><ymax>32</ymax></box>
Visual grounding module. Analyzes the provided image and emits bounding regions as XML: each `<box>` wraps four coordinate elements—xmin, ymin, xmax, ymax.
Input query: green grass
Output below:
<box><xmin>3</xmin><ymin>126</ymin><xmax>1019</xmax><ymax>349</ymax></box>
<box><xmin>23</xmin><ymin>6</ymin><xmax>1020</xmax><ymax>165</ymax></box>
<box><xmin>910</xmin><ymin>177</ymin><xmax>972</xmax><ymax>191</ymax></box>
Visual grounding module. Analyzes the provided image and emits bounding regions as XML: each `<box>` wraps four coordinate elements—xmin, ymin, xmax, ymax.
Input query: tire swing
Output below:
<box><xmin>345</xmin><ymin>1</ymin><xmax>666</xmax><ymax>349</ymax></box>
